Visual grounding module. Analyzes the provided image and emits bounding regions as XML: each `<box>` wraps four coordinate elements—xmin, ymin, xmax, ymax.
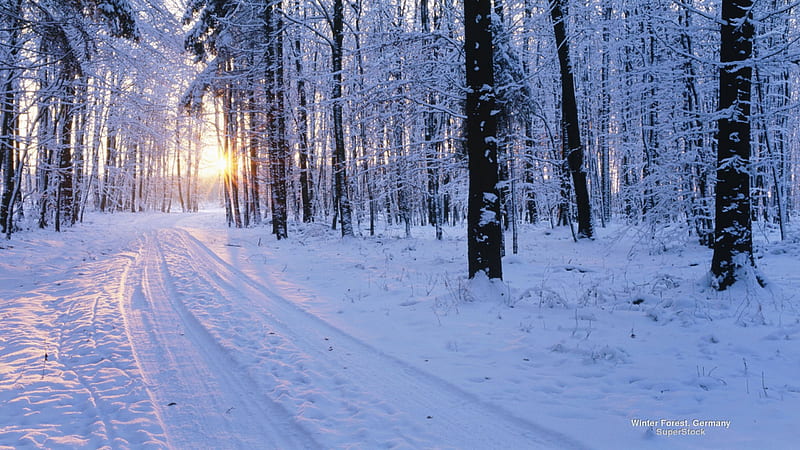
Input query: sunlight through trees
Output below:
<box><xmin>1</xmin><ymin>0</ymin><xmax>798</xmax><ymax>286</ymax></box>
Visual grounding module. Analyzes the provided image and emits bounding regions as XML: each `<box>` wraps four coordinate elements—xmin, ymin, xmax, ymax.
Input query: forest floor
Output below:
<box><xmin>1</xmin><ymin>209</ymin><xmax>799</xmax><ymax>449</ymax></box>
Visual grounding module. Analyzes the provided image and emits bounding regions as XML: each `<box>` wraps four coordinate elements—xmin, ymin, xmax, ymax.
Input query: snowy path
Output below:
<box><xmin>0</xmin><ymin>236</ymin><xmax>166</xmax><ymax>448</ymax></box>
<box><xmin>120</xmin><ymin>226</ymin><xmax>582</xmax><ymax>448</ymax></box>
<box><xmin>120</xmin><ymin>230</ymin><xmax>316</xmax><ymax>448</ymax></box>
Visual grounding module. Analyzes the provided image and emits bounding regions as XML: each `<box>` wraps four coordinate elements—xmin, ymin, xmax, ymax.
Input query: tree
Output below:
<box><xmin>0</xmin><ymin>0</ymin><xmax>24</xmax><ymax>236</ymax></box>
<box><xmin>330</xmin><ymin>0</ymin><xmax>355</xmax><ymax>237</ymax></box>
<box><xmin>184</xmin><ymin>0</ymin><xmax>274</xmax><ymax>231</ymax></box>
<box><xmin>266</xmin><ymin>1</ymin><xmax>288</xmax><ymax>239</ymax></box>
<box><xmin>24</xmin><ymin>0</ymin><xmax>138</xmax><ymax>232</ymax></box>
<box><xmin>465</xmin><ymin>0</ymin><xmax>503</xmax><ymax>279</ymax></box>
<box><xmin>291</xmin><ymin>0</ymin><xmax>313</xmax><ymax>224</ymax></box>
<box><xmin>710</xmin><ymin>0</ymin><xmax>761</xmax><ymax>290</ymax></box>
<box><xmin>548</xmin><ymin>0</ymin><xmax>592</xmax><ymax>239</ymax></box>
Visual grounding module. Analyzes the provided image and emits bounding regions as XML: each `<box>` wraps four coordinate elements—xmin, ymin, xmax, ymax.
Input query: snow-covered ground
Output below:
<box><xmin>1</xmin><ymin>210</ymin><xmax>798</xmax><ymax>449</ymax></box>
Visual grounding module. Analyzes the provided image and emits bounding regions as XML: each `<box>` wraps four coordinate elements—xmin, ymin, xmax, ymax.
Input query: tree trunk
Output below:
<box><xmin>38</xmin><ymin>93</ymin><xmax>53</xmax><ymax>229</ymax></box>
<box><xmin>465</xmin><ymin>0</ymin><xmax>503</xmax><ymax>280</ymax></box>
<box><xmin>599</xmin><ymin>6</ymin><xmax>612</xmax><ymax>226</ymax></box>
<box><xmin>549</xmin><ymin>0</ymin><xmax>592</xmax><ymax>238</ymax></box>
<box><xmin>129</xmin><ymin>143</ymin><xmax>137</xmax><ymax>213</ymax></box>
<box><xmin>294</xmin><ymin>10</ymin><xmax>313</xmax><ymax>223</ymax></box>
<box><xmin>710</xmin><ymin>0</ymin><xmax>760</xmax><ymax>290</ymax></box>
<box><xmin>331</xmin><ymin>0</ymin><xmax>354</xmax><ymax>237</ymax></box>
<box><xmin>0</xmin><ymin>72</ymin><xmax>17</xmax><ymax>234</ymax></box>
<box><xmin>56</xmin><ymin>83</ymin><xmax>76</xmax><ymax>231</ymax></box>
<box><xmin>267</xmin><ymin>3</ymin><xmax>288</xmax><ymax>239</ymax></box>
<box><xmin>523</xmin><ymin>121</ymin><xmax>538</xmax><ymax>223</ymax></box>
<box><xmin>679</xmin><ymin>7</ymin><xmax>713</xmax><ymax>247</ymax></box>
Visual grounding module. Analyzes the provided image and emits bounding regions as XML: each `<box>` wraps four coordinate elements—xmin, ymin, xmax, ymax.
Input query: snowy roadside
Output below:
<box><xmin>1</xmin><ymin>210</ymin><xmax>799</xmax><ymax>449</ymax></box>
<box><xmin>192</xmin><ymin>212</ymin><xmax>800</xmax><ymax>449</ymax></box>
<box><xmin>0</xmin><ymin>216</ymin><xmax>167</xmax><ymax>448</ymax></box>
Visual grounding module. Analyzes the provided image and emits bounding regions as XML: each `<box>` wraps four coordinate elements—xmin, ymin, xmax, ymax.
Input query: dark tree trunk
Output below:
<box><xmin>100</xmin><ymin>131</ymin><xmax>116</xmax><ymax>212</ymax></box>
<box><xmin>549</xmin><ymin>0</ymin><xmax>593</xmax><ymax>238</ymax></box>
<box><xmin>0</xmin><ymin>0</ymin><xmax>23</xmax><ymax>236</ymax></box>
<box><xmin>599</xmin><ymin>6</ymin><xmax>612</xmax><ymax>226</ymax></box>
<box><xmin>177</xmin><ymin>147</ymin><xmax>186</xmax><ymax>212</ymax></box>
<box><xmin>222</xmin><ymin>80</ymin><xmax>242</xmax><ymax>228</ymax></box>
<box><xmin>38</xmin><ymin>93</ymin><xmax>53</xmax><ymax>229</ymax></box>
<box><xmin>711</xmin><ymin>0</ymin><xmax>759</xmax><ymax>290</ymax></box>
<box><xmin>679</xmin><ymin>8</ymin><xmax>713</xmax><ymax>247</ymax></box>
<box><xmin>1</xmin><ymin>74</ymin><xmax>16</xmax><ymax>234</ymax></box>
<box><xmin>247</xmin><ymin>91</ymin><xmax>261</xmax><ymax>224</ymax></box>
<box><xmin>0</xmin><ymin>0</ymin><xmax>23</xmax><ymax>235</ymax></box>
<box><xmin>294</xmin><ymin>15</ymin><xmax>313</xmax><ymax>223</ymax></box>
<box><xmin>56</xmin><ymin>83</ymin><xmax>76</xmax><ymax>231</ymax></box>
<box><xmin>129</xmin><ymin>143</ymin><xmax>137</xmax><ymax>213</ymax></box>
<box><xmin>72</xmin><ymin>79</ymin><xmax>88</xmax><ymax>223</ymax></box>
<box><xmin>331</xmin><ymin>0</ymin><xmax>354</xmax><ymax>237</ymax></box>
<box><xmin>465</xmin><ymin>0</ymin><xmax>503</xmax><ymax>280</ymax></box>
<box><xmin>421</xmin><ymin>0</ymin><xmax>443</xmax><ymax>240</ymax></box>
<box><xmin>523</xmin><ymin>121</ymin><xmax>538</xmax><ymax>224</ymax></box>
<box><xmin>753</xmin><ymin>67</ymin><xmax>786</xmax><ymax>241</ymax></box>
<box><xmin>267</xmin><ymin>4</ymin><xmax>287</xmax><ymax>239</ymax></box>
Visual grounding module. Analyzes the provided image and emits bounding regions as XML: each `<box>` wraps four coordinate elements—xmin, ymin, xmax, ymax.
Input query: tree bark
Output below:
<box><xmin>331</xmin><ymin>0</ymin><xmax>354</xmax><ymax>237</ymax></box>
<box><xmin>710</xmin><ymin>0</ymin><xmax>759</xmax><ymax>290</ymax></box>
<box><xmin>549</xmin><ymin>0</ymin><xmax>593</xmax><ymax>238</ymax></box>
<box><xmin>294</xmin><ymin>5</ymin><xmax>313</xmax><ymax>223</ymax></box>
<box><xmin>0</xmin><ymin>0</ymin><xmax>23</xmax><ymax>235</ymax></box>
<box><xmin>56</xmin><ymin>83</ymin><xmax>76</xmax><ymax>231</ymax></box>
<box><xmin>599</xmin><ymin>6</ymin><xmax>612</xmax><ymax>226</ymax></box>
<box><xmin>268</xmin><ymin>3</ymin><xmax>287</xmax><ymax>239</ymax></box>
<box><xmin>465</xmin><ymin>0</ymin><xmax>503</xmax><ymax>279</ymax></box>
<box><xmin>0</xmin><ymin>71</ymin><xmax>17</xmax><ymax>235</ymax></box>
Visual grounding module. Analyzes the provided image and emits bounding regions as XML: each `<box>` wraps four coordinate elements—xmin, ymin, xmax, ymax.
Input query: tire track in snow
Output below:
<box><xmin>1</xmin><ymin>252</ymin><xmax>166</xmax><ymax>448</ymax></box>
<box><xmin>151</xmin><ymin>228</ymin><xmax>585</xmax><ymax>449</ymax></box>
<box><xmin>120</xmin><ymin>231</ymin><xmax>317</xmax><ymax>449</ymax></box>
<box><xmin>54</xmin><ymin>253</ymin><xmax>166</xmax><ymax>448</ymax></box>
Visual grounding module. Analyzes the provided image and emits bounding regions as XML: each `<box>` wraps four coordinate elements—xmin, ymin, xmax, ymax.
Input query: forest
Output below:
<box><xmin>2</xmin><ymin>1</ymin><xmax>800</xmax><ymax>447</ymax></box>
<box><xmin>1</xmin><ymin>0</ymin><xmax>798</xmax><ymax>284</ymax></box>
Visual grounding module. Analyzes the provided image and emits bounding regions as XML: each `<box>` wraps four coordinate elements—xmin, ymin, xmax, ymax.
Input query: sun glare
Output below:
<box><xmin>199</xmin><ymin>146</ymin><xmax>228</xmax><ymax>179</ymax></box>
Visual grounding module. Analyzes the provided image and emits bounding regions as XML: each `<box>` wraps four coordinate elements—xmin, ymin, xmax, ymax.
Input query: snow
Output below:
<box><xmin>1</xmin><ymin>210</ymin><xmax>799</xmax><ymax>449</ymax></box>
<box><xmin>479</xmin><ymin>208</ymin><xmax>498</xmax><ymax>227</ymax></box>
